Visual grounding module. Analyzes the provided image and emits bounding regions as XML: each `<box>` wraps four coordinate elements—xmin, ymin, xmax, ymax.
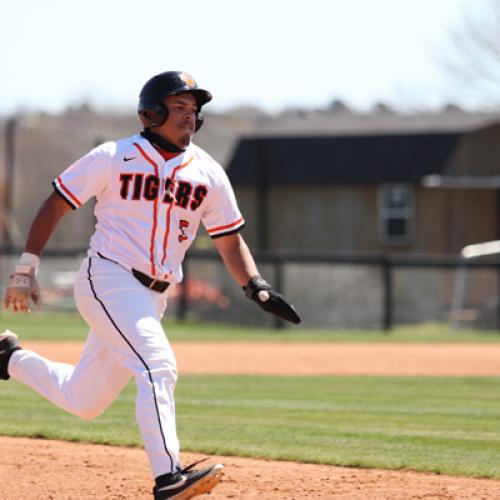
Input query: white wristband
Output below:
<box><xmin>16</xmin><ymin>252</ymin><xmax>40</xmax><ymax>276</ymax></box>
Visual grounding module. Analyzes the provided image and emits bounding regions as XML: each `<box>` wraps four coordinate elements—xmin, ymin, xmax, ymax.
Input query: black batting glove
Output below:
<box><xmin>243</xmin><ymin>276</ymin><xmax>301</xmax><ymax>325</ymax></box>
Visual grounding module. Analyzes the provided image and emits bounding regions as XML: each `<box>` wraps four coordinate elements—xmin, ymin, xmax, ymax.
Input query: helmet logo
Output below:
<box><xmin>180</xmin><ymin>72</ymin><xmax>196</xmax><ymax>87</ymax></box>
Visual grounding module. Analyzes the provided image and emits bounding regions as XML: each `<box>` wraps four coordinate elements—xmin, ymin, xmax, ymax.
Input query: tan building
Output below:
<box><xmin>226</xmin><ymin>124</ymin><xmax>500</xmax><ymax>256</ymax></box>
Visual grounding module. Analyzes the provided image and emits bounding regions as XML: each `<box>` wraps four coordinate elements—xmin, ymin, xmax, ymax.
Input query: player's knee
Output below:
<box><xmin>153</xmin><ymin>351</ymin><xmax>177</xmax><ymax>375</ymax></box>
<box><xmin>62</xmin><ymin>392</ymin><xmax>107</xmax><ymax>420</ymax></box>
<box><xmin>136</xmin><ymin>358</ymin><xmax>178</xmax><ymax>389</ymax></box>
<box><xmin>76</xmin><ymin>407</ymin><xmax>105</xmax><ymax>420</ymax></box>
<box><xmin>151</xmin><ymin>358</ymin><xmax>178</xmax><ymax>383</ymax></box>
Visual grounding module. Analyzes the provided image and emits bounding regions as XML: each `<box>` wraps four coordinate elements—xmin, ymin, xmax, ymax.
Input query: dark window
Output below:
<box><xmin>378</xmin><ymin>184</ymin><xmax>414</xmax><ymax>244</ymax></box>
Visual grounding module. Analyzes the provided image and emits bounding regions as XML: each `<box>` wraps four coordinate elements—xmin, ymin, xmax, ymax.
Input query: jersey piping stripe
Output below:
<box><xmin>210</xmin><ymin>223</ymin><xmax>246</xmax><ymax>239</ymax></box>
<box><xmin>53</xmin><ymin>177</ymin><xmax>82</xmax><ymax>208</ymax></box>
<box><xmin>52</xmin><ymin>181</ymin><xmax>77</xmax><ymax>210</ymax></box>
<box><xmin>133</xmin><ymin>142</ymin><xmax>160</xmax><ymax>277</ymax></box>
<box><xmin>207</xmin><ymin>217</ymin><xmax>245</xmax><ymax>236</ymax></box>
<box><xmin>86</xmin><ymin>257</ymin><xmax>174</xmax><ymax>471</ymax></box>
<box><xmin>161</xmin><ymin>157</ymin><xmax>194</xmax><ymax>270</ymax></box>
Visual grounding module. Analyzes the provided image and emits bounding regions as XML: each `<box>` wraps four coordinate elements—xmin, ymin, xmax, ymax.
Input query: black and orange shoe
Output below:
<box><xmin>153</xmin><ymin>461</ymin><xmax>224</xmax><ymax>500</ymax></box>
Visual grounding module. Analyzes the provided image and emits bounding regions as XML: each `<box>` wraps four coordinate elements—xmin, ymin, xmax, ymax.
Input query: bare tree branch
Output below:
<box><xmin>444</xmin><ymin>0</ymin><xmax>500</xmax><ymax>108</ymax></box>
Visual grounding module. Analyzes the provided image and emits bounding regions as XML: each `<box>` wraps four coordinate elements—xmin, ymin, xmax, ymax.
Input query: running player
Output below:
<box><xmin>1</xmin><ymin>70</ymin><xmax>299</xmax><ymax>499</ymax></box>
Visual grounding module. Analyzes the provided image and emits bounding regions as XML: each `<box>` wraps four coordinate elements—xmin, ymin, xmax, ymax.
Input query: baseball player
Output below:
<box><xmin>1</xmin><ymin>71</ymin><xmax>300</xmax><ymax>500</ymax></box>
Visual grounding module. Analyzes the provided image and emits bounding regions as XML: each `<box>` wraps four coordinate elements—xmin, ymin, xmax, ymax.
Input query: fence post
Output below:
<box><xmin>256</xmin><ymin>138</ymin><xmax>269</xmax><ymax>251</ymax></box>
<box><xmin>382</xmin><ymin>256</ymin><xmax>393</xmax><ymax>331</ymax></box>
<box><xmin>177</xmin><ymin>254</ymin><xmax>189</xmax><ymax>321</ymax></box>
<box><xmin>497</xmin><ymin>263</ymin><xmax>500</xmax><ymax>331</ymax></box>
<box><xmin>273</xmin><ymin>255</ymin><xmax>285</xmax><ymax>330</ymax></box>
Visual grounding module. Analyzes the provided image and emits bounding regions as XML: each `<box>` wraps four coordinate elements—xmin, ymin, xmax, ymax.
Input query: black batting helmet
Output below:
<box><xmin>138</xmin><ymin>71</ymin><xmax>212</xmax><ymax>131</ymax></box>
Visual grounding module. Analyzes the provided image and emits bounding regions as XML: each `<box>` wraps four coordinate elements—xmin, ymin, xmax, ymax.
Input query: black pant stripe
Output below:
<box><xmin>86</xmin><ymin>257</ymin><xmax>173</xmax><ymax>470</ymax></box>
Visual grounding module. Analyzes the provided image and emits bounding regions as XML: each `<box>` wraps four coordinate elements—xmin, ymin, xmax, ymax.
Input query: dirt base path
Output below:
<box><xmin>3</xmin><ymin>341</ymin><xmax>500</xmax><ymax>499</ymax></box>
<box><xmin>2</xmin><ymin>436</ymin><xmax>500</xmax><ymax>500</ymax></box>
<box><xmin>19</xmin><ymin>340</ymin><xmax>500</xmax><ymax>376</ymax></box>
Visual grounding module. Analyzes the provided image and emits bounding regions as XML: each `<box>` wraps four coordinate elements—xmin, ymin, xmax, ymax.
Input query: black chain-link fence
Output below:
<box><xmin>1</xmin><ymin>248</ymin><xmax>499</xmax><ymax>330</ymax></box>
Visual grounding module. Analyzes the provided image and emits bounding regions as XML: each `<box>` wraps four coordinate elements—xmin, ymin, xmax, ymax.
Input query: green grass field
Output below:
<box><xmin>1</xmin><ymin>310</ymin><xmax>500</xmax><ymax>342</ymax></box>
<box><xmin>1</xmin><ymin>311</ymin><xmax>500</xmax><ymax>479</ymax></box>
<box><xmin>1</xmin><ymin>375</ymin><xmax>500</xmax><ymax>478</ymax></box>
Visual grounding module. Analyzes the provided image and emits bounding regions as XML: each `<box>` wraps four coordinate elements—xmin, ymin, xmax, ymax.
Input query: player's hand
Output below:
<box><xmin>3</xmin><ymin>273</ymin><xmax>41</xmax><ymax>313</ymax></box>
<box><xmin>243</xmin><ymin>276</ymin><xmax>301</xmax><ymax>324</ymax></box>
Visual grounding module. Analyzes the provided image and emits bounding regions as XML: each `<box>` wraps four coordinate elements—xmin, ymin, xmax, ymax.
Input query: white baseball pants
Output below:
<box><xmin>9</xmin><ymin>256</ymin><xmax>180</xmax><ymax>478</ymax></box>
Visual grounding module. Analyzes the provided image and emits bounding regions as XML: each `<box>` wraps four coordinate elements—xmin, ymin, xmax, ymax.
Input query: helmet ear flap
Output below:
<box><xmin>139</xmin><ymin>104</ymin><xmax>169</xmax><ymax>128</ymax></box>
<box><xmin>154</xmin><ymin>103</ymin><xmax>168</xmax><ymax>126</ymax></box>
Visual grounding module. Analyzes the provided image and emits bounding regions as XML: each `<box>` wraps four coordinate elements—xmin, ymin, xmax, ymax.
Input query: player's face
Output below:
<box><xmin>155</xmin><ymin>92</ymin><xmax>197</xmax><ymax>149</ymax></box>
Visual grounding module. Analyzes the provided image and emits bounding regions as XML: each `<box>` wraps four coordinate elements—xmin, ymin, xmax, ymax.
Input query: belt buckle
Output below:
<box><xmin>149</xmin><ymin>278</ymin><xmax>158</xmax><ymax>290</ymax></box>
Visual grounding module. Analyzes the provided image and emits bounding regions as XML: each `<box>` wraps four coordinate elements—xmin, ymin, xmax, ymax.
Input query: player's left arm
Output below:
<box><xmin>213</xmin><ymin>233</ymin><xmax>301</xmax><ymax>324</ymax></box>
<box><xmin>211</xmin><ymin>233</ymin><xmax>258</xmax><ymax>286</ymax></box>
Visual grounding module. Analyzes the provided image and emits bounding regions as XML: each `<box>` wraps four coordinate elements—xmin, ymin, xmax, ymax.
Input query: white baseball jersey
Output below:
<box><xmin>52</xmin><ymin>133</ymin><xmax>245</xmax><ymax>283</ymax></box>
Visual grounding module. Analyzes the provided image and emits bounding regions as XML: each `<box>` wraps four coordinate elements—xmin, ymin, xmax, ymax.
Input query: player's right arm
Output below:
<box><xmin>4</xmin><ymin>143</ymin><xmax>109</xmax><ymax>314</ymax></box>
<box><xmin>23</xmin><ymin>191</ymin><xmax>73</xmax><ymax>256</ymax></box>
<box><xmin>3</xmin><ymin>191</ymin><xmax>72</xmax><ymax>313</ymax></box>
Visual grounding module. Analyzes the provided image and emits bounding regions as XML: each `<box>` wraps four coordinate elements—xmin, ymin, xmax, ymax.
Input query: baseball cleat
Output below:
<box><xmin>0</xmin><ymin>330</ymin><xmax>21</xmax><ymax>380</ymax></box>
<box><xmin>153</xmin><ymin>462</ymin><xmax>224</xmax><ymax>500</ymax></box>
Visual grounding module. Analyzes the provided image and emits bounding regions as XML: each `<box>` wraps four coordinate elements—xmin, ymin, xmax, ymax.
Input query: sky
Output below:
<box><xmin>0</xmin><ymin>0</ymin><xmax>493</xmax><ymax>115</ymax></box>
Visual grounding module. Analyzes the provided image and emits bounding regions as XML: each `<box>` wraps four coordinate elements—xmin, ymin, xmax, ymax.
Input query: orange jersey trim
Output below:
<box><xmin>161</xmin><ymin>157</ymin><xmax>194</xmax><ymax>267</ymax></box>
<box><xmin>207</xmin><ymin>217</ymin><xmax>244</xmax><ymax>235</ymax></box>
<box><xmin>133</xmin><ymin>142</ymin><xmax>160</xmax><ymax>276</ymax></box>
<box><xmin>56</xmin><ymin>176</ymin><xmax>82</xmax><ymax>207</ymax></box>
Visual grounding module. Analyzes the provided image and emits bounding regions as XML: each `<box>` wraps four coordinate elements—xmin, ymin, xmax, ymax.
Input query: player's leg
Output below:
<box><xmin>8</xmin><ymin>329</ymin><xmax>131</xmax><ymax>419</ymax></box>
<box><xmin>74</xmin><ymin>256</ymin><xmax>180</xmax><ymax>479</ymax></box>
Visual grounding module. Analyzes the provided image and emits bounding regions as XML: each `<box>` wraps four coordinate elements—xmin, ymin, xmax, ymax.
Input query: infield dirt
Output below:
<box><xmin>2</xmin><ymin>340</ymin><xmax>500</xmax><ymax>499</ymax></box>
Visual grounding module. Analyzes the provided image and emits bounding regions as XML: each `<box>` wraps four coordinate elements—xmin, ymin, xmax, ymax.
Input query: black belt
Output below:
<box><xmin>132</xmin><ymin>269</ymin><xmax>170</xmax><ymax>293</ymax></box>
<box><xmin>97</xmin><ymin>252</ymin><xmax>170</xmax><ymax>293</ymax></box>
